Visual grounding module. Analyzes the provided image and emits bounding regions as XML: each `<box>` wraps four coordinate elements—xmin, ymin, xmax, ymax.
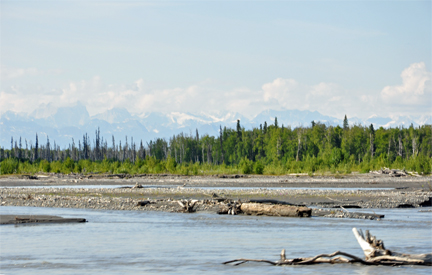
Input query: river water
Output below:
<box><xmin>1</xmin><ymin>206</ymin><xmax>431</xmax><ymax>274</ymax></box>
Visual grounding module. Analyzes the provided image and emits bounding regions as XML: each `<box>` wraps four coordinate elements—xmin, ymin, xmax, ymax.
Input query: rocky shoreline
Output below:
<box><xmin>1</xmin><ymin>174</ymin><xmax>431</xmax><ymax>220</ymax></box>
<box><xmin>2</xmin><ymin>172</ymin><xmax>431</xmax><ymax>188</ymax></box>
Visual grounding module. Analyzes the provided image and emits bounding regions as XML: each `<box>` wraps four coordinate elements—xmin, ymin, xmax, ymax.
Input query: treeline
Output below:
<box><xmin>1</xmin><ymin>117</ymin><xmax>431</xmax><ymax>175</ymax></box>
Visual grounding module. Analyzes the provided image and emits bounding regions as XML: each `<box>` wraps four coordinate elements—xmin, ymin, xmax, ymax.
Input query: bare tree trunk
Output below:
<box><xmin>398</xmin><ymin>134</ymin><xmax>403</xmax><ymax>157</ymax></box>
<box><xmin>296</xmin><ymin>131</ymin><xmax>302</xmax><ymax>162</ymax></box>
<box><xmin>412</xmin><ymin>137</ymin><xmax>418</xmax><ymax>158</ymax></box>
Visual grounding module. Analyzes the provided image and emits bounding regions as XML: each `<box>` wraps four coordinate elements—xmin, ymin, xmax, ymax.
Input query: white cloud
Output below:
<box><xmin>380</xmin><ymin>62</ymin><xmax>431</xmax><ymax>115</ymax></box>
<box><xmin>1</xmin><ymin>63</ymin><xmax>431</xmax><ymax>120</ymax></box>
<box><xmin>0</xmin><ymin>76</ymin><xmax>365</xmax><ymax>120</ymax></box>
<box><xmin>261</xmin><ymin>78</ymin><xmax>355</xmax><ymax>118</ymax></box>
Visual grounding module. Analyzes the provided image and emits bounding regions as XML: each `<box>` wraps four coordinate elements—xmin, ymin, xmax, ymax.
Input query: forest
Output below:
<box><xmin>1</xmin><ymin>117</ymin><xmax>431</xmax><ymax>175</ymax></box>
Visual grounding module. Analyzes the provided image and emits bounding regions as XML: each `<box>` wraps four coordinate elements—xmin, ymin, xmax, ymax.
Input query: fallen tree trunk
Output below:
<box><xmin>240</xmin><ymin>203</ymin><xmax>311</xmax><ymax>217</ymax></box>
<box><xmin>352</xmin><ymin>228</ymin><xmax>431</xmax><ymax>265</ymax></box>
<box><xmin>223</xmin><ymin>227</ymin><xmax>431</xmax><ymax>266</ymax></box>
<box><xmin>249</xmin><ymin>199</ymin><xmax>304</xmax><ymax>206</ymax></box>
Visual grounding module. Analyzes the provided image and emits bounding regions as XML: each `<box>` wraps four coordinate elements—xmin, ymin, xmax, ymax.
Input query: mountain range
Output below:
<box><xmin>1</xmin><ymin>102</ymin><xmax>430</xmax><ymax>148</ymax></box>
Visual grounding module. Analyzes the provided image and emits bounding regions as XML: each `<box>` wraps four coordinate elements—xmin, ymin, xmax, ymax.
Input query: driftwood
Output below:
<box><xmin>369</xmin><ymin>167</ymin><xmax>421</xmax><ymax>177</ymax></box>
<box><xmin>352</xmin><ymin>228</ymin><xmax>431</xmax><ymax>265</ymax></box>
<box><xmin>132</xmin><ymin>183</ymin><xmax>143</xmax><ymax>189</ymax></box>
<box><xmin>249</xmin><ymin>199</ymin><xmax>304</xmax><ymax>206</ymax></box>
<box><xmin>241</xmin><ymin>203</ymin><xmax>311</xmax><ymax>217</ymax></box>
<box><xmin>136</xmin><ymin>200</ymin><xmax>151</xmax><ymax>206</ymax></box>
<box><xmin>217</xmin><ymin>201</ymin><xmax>242</xmax><ymax>215</ymax></box>
<box><xmin>223</xmin><ymin>228</ymin><xmax>431</xmax><ymax>266</ymax></box>
<box><xmin>176</xmin><ymin>199</ymin><xmax>199</xmax><ymax>213</ymax></box>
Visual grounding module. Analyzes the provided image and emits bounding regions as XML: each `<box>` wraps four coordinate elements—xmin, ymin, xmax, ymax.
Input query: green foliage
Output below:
<box><xmin>165</xmin><ymin>157</ymin><xmax>177</xmax><ymax>173</ymax></box>
<box><xmin>58</xmin><ymin>157</ymin><xmax>74</xmax><ymax>174</ymax></box>
<box><xmin>1</xmin><ymin>123</ymin><xmax>430</xmax><ymax>176</ymax></box>
<box><xmin>0</xmin><ymin>158</ymin><xmax>19</xmax><ymax>174</ymax></box>
<box><xmin>330</xmin><ymin>148</ymin><xmax>343</xmax><ymax>166</ymax></box>
<box><xmin>253</xmin><ymin>160</ymin><xmax>264</xmax><ymax>174</ymax></box>
<box><xmin>40</xmin><ymin>160</ymin><xmax>51</xmax><ymax>173</ymax></box>
<box><xmin>239</xmin><ymin>157</ymin><xmax>253</xmax><ymax>174</ymax></box>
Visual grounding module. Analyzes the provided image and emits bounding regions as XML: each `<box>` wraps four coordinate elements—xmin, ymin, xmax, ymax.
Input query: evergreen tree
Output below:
<box><xmin>219</xmin><ymin>125</ymin><xmax>224</xmax><ymax>162</ymax></box>
<box><xmin>18</xmin><ymin>137</ymin><xmax>22</xmax><ymax>160</ymax></box>
<box><xmin>46</xmin><ymin>136</ymin><xmax>51</xmax><ymax>161</ymax></box>
<box><xmin>274</xmin><ymin>117</ymin><xmax>278</xmax><ymax>128</ymax></box>
<box><xmin>236</xmin><ymin>120</ymin><xmax>242</xmax><ymax>141</ymax></box>
<box><xmin>369</xmin><ymin>124</ymin><xmax>375</xmax><ymax>158</ymax></box>
<box><xmin>343</xmin><ymin>115</ymin><xmax>349</xmax><ymax>130</ymax></box>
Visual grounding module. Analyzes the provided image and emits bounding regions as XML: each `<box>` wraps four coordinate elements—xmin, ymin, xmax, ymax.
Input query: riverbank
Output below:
<box><xmin>1</xmin><ymin>172</ymin><xmax>431</xmax><ymax>188</ymax></box>
<box><xmin>1</xmin><ymin>174</ymin><xmax>431</xmax><ymax>217</ymax></box>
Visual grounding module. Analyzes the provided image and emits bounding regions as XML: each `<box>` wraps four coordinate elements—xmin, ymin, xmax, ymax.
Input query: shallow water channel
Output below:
<box><xmin>1</xmin><ymin>205</ymin><xmax>431</xmax><ymax>274</ymax></box>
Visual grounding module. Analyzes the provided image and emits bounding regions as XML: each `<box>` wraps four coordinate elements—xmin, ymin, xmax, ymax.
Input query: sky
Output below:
<box><xmin>1</xmin><ymin>0</ymin><xmax>431</xmax><ymax>120</ymax></box>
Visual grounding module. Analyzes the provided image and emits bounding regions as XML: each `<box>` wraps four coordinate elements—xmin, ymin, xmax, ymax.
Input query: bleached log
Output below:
<box><xmin>224</xmin><ymin>228</ymin><xmax>431</xmax><ymax>267</ymax></box>
<box><xmin>352</xmin><ymin>228</ymin><xmax>431</xmax><ymax>265</ymax></box>
<box><xmin>240</xmin><ymin>203</ymin><xmax>311</xmax><ymax>217</ymax></box>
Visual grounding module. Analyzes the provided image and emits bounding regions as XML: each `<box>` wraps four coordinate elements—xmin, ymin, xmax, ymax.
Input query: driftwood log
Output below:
<box><xmin>369</xmin><ymin>167</ymin><xmax>421</xmax><ymax>177</ymax></box>
<box><xmin>241</xmin><ymin>203</ymin><xmax>312</xmax><ymax>217</ymax></box>
<box><xmin>249</xmin><ymin>199</ymin><xmax>304</xmax><ymax>206</ymax></box>
<box><xmin>176</xmin><ymin>199</ymin><xmax>199</xmax><ymax>213</ymax></box>
<box><xmin>223</xmin><ymin>227</ymin><xmax>431</xmax><ymax>266</ymax></box>
<box><xmin>352</xmin><ymin>228</ymin><xmax>431</xmax><ymax>265</ymax></box>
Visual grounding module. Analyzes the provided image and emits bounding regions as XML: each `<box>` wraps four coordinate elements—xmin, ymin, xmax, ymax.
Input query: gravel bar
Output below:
<box><xmin>1</xmin><ymin>184</ymin><xmax>431</xmax><ymax>213</ymax></box>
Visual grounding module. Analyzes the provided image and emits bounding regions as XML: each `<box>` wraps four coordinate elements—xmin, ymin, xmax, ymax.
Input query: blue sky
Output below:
<box><xmin>1</xmin><ymin>0</ymin><xmax>431</xmax><ymax>120</ymax></box>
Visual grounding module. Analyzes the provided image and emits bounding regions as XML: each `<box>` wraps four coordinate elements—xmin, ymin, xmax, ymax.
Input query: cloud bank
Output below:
<box><xmin>381</xmin><ymin>62</ymin><xmax>431</xmax><ymax>114</ymax></box>
<box><xmin>0</xmin><ymin>63</ymin><xmax>430</xmax><ymax>119</ymax></box>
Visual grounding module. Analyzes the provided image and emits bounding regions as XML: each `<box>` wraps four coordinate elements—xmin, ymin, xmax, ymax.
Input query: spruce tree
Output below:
<box><xmin>369</xmin><ymin>124</ymin><xmax>375</xmax><ymax>158</ymax></box>
<box><xmin>219</xmin><ymin>125</ymin><xmax>224</xmax><ymax>162</ymax></box>
<box><xmin>35</xmin><ymin>133</ymin><xmax>38</xmax><ymax>161</ymax></box>
<box><xmin>343</xmin><ymin>115</ymin><xmax>349</xmax><ymax>130</ymax></box>
<box><xmin>236</xmin><ymin>120</ymin><xmax>242</xmax><ymax>141</ymax></box>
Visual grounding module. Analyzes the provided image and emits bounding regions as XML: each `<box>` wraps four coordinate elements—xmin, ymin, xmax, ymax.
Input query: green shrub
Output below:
<box><xmin>165</xmin><ymin>157</ymin><xmax>177</xmax><ymax>173</ymax></box>
<box><xmin>239</xmin><ymin>157</ymin><xmax>253</xmax><ymax>174</ymax></box>
<box><xmin>330</xmin><ymin>148</ymin><xmax>343</xmax><ymax>166</ymax></box>
<box><xmin>63</xmin><ymin>157</ymin><xmax>75</xmax><ymax>173</ymax></box>
<box><xmin>40</xmin><ymin>160</ymin><xmax>51</xmax><ymax>173</ymax></box>
<box><xmin>0</xmin><ymin>159</ymin><xmax>19</xmax><ymax>174</ymax></box>
<box><xmin>253</xmin><ymin>160</ymin><xmax>264</xmax><ymax>174</ymax></box>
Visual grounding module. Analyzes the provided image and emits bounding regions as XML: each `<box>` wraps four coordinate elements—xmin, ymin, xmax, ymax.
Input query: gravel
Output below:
<box><xmin>1</xmin><ymin>185</ymin><xmax>431</xmax><ymax>213</ymax></box>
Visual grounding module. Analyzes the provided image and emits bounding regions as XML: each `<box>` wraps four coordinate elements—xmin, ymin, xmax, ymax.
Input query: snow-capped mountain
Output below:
<box><xmin>91</xmin><ymin>107</ymin><xmax>133</xmax><ymax>124</ymax></box>
<box><xmin>1</xmin><ymin>106</ymin><xmax>430</xmax><ymax>148</ymax></box>
<box><xmin>252</xmin><ymin>109</ymin><xmax>341</xmax><ymax>128</ymax></box>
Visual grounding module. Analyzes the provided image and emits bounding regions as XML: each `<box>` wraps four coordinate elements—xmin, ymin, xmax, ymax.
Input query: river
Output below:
<box><xmin>1</xmin><ymin>206</ymin><xmax>431</xmax><ymax>274</ymax></box>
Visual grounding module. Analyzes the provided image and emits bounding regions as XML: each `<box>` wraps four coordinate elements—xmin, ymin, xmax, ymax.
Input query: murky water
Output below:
<box><xmin>1</xmin><ymin>206</ymin><xmax>431</xmax><ymax>274</ymax></box>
